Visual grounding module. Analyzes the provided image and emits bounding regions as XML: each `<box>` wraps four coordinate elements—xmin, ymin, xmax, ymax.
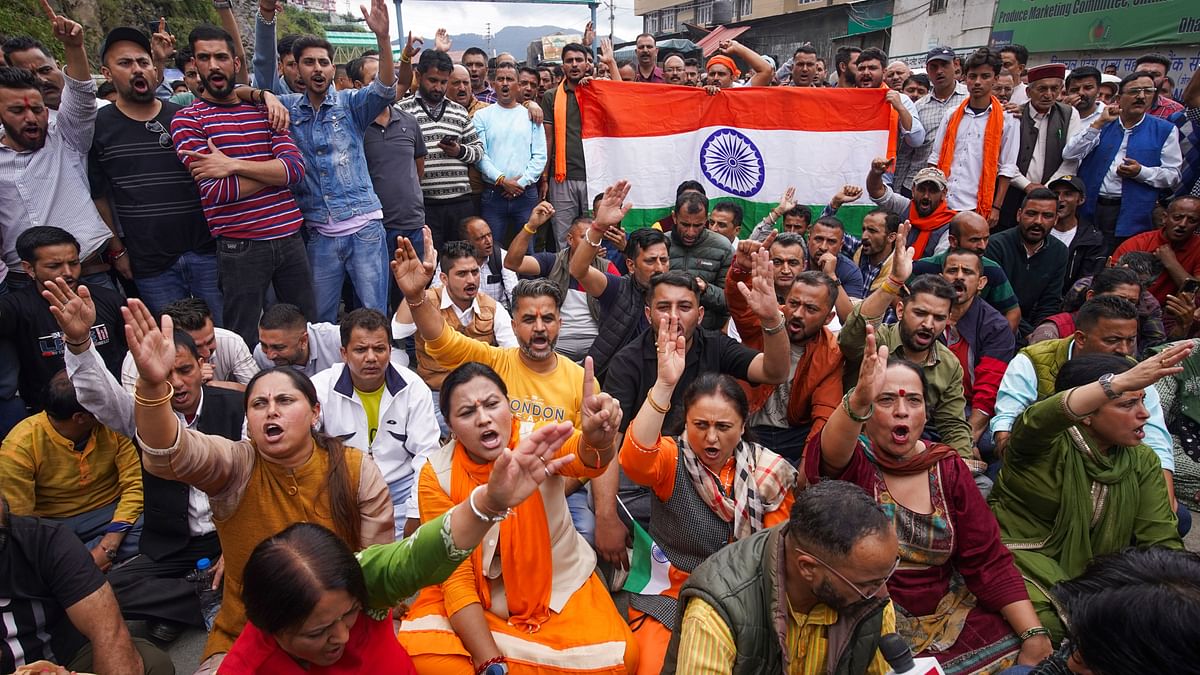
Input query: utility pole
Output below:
<box><xmin>486</xmin><ymin>22</ymin><xmax>494</xmax><ymax>57</ymax></box>
<box><xmin>608</xmin><ymin>0</ymin><xmax>615</xmax><ymax>41</ymax></box>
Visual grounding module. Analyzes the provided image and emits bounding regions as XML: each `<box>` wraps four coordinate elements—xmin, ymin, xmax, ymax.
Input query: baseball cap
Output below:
<box><xmin>1048</xmin><ymin>175</ymin><xmax>1085</xmax><ymax>194</ymax></box>
<box><xmin>912</xmin><ymin>167</ymin><xmax>948</xmax><ymax>190</ymax></box>
<box><xmin>925</xmin><ymin>47</ymin><xmax>955</xmax><ymax>64</ymax></box>
<box><xmin>100</xmin><ymin>27</ymin><xmax>152</xmax><ymax>62</ymax></box>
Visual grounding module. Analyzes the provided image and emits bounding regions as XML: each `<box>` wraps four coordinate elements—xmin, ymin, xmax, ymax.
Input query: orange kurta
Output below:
<box><xmin>398</xmin><ymin>432</ymin><xmax>638</xmax><ymax>673</ymax></box>
<box><xmin>620</xmin><ymin>435</ymin><xmax>794</xmax><ymax>675</ymax></box>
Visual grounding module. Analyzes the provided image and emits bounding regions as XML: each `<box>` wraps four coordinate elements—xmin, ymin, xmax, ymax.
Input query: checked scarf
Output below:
<box><xmin>678</xmin><ymin>436</ymin><xmax>796</xmax><ymax>541</ymax></box>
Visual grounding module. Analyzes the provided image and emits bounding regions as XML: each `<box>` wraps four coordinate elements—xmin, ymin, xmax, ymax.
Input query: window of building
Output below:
<box><xmin>738</xmin><ymin>0</ymin><xmax>752</xmax><ymax>16</ymax></box>
<box><xmin>929</xmin><ymin>0</ymin><xmax>947</xmax><ymax>14</ymax></box>
<box><xmin>646</xmin><ymin>11</ymin><xmax>659</xmax><ymax>33</ymax></box>
<box><xmin>695</xmin><ymin>1</ymin><xmax>712</xmax><ymax>25</ymax></box>
<box><xmin>661</xmin><ymin>10</ymin><xmax>676</xmax><ymax>31</ymax></box>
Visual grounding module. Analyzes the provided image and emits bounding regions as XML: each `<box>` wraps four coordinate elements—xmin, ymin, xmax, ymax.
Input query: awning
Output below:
<box><xmin>695</xmin><ymin>25</ymin><xmax>750</xmax><ymax>57</ymax></box>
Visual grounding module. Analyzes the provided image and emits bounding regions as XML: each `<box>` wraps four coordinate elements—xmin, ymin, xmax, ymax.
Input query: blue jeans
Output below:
<box><xmin>307</xmin><ymin>220</ymin><xmax>389</xmax><ymax>323</ymax></box>
<box><xmin>50</xmin><ymin>501</ymin><xmax>143</xmax><ymax>564</ymax></box>
<box><xmin>481</xmin><ymin>186</ymin><xmax>539</xmax><ymax>251</ymax></box>
<box><xmin>386</xmin><ymin>225</ymin><xmax>425</xmax><ymax>315</ymax></box>
<box><xmin>568</xmin><ymin>487</ymin><xmax>595</xmax><ymax>546</ymax></box>
<box><xmin>134</xmin><ymin>251</ymin><xmax>223</xmax><ymax>326</ymax></box>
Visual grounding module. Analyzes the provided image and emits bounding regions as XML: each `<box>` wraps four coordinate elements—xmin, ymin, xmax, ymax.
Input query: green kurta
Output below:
<box><xmin>358</xmin><ymin>510</ymin><xmax>472</xmax><ymax>615</ymax></box>
<box><xmin>987</xmin><ymin>391</ymin><xmax>1182</xmax><ymax>641</ymax></box>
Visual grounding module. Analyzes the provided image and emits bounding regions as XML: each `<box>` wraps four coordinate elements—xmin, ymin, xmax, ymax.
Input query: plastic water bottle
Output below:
<box><xmin>188</xmin><ymin>557</ymin><xmax>222</xmax><ymax>630</ymax></box>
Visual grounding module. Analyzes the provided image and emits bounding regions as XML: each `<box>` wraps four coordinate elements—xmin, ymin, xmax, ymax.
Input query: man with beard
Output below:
<box><xmin>814</xmin><ymin>57</ymin><xmax>828</xmax><ymax>86</ymax></box>
<box><xmin>542</xmin><ymin>43</ymin><xmax>593</xmax><ymax>251</ymax></box>
<box><xmin>0</xmin><ymin>227</ymin><xmax>127</xmax><ymax>415</ymax></box>
<box><xmin>667</xmin><ymin>191</ymin><xmax>735</xmax><ymax>329</ymax></box>
<box><xmin>667</xmin><ymin>481</ymin><xmax>899</xmax><ymax>673</ymax></box>
<box><xmin>171</xmin><ymin>24</ymin><xmax>313</xmax><ymax>348</ymax></box>
<box><xmin>1063</xmin><ymin>71</ymin><xmax>1183</xmax><ymax>250</ymax></box>
<box><xmin>89</xmin><ymin>27</ymin><xmax>220</xmax><ymax>320</ymax></box>
<box><xmin>463</xmin><ymin>217</ymin><xmax>517</xmax><ymax>309</ymax></box>
<box><xmin>855</xmin><ymin>48</ymin><xmax>923</xmax><ymax>151</ymax></box>
<box><xmin>999</xmin><ymin>63</ymin><xmax>1081</xmax><ymax>230</ymax></box>
<box><xmin>893</xmin><ymin>47</ymin><xmax>967</xmax><ymax>194</ymax></box>
<box><xmin>786</xmin><ymin>44</ymin><xmax>820</xmax><ymax>87</ymax></box>
<box><xmin>1047</xmin><ymin>174</ymin><xmax>1106</xmax><ymax>292</ymax></box>
<box><xmin>911</xmin><ymin>211</ymin><xmax>1023</xmax><ymax>331</ymax></box>
<box><xmin>1113</xmin><ymin>195</ymin><xmax>1200</xmax><ymax>305</ymax></box>
<box><xmin>393</xmin><ymin>234</ymin><xmax>590</xmax><ymax>437</ymax></box>
<box><xmin>807</xmin><ymin>217</ymin><xmax>867</xmax><ymax>303</ymax></box>
<box><xmin>1030</xmin><ymin>266</ymin><xmax>1164</xmax><ymax>356</ymax></box>
<box><xmin>504</xmin><ymin>203</ymin><xmax>617</xmax><ymax>361</ymax></box>
<box><xmin>939</xmin><ymin>248</ymin><xmax>1015</xmax><ymax>448</ymax></box>
<box><xmin>854</xmin><ymin>209</ymin><xmax>899</xmax><ymax>292</ymax></box>
<box><xmin>1065</xmin><ymin>65</ymin><xmax>1103</xmax><ymax>127</ymax></box>
<box><xmin>632</xmin><ymin>33</ymin><xmax>664</xmax><ymax>83</ymax></box>
<box><xmin>833</xmin><ymin>45</ymin><xmax>860</xmax><ymax>88</ymax></box>
<box><xmin>0</xmin><ymin>12</ymin><xmax>120</xmax><ymax>296</ymax></box>
<box><xmin>251</xmin><ymin>302</ymin><xmax>343</xmax><ymax>376</ymax></box>
<box><xmin>868</xmin><ymin>159</ymin><xmax>957</xmax><ymax>259</ymax></box>
<box><xmin>461</xmin><ymin>47</ymin><xmax>496</xmax><ymax>104</ymax></box>
<box><xmin>275</xmin><ymin>8</ymin><xmax>397</xmax><ymax>324</ymax></box>
<box><xmin>474</xmin><ymin>62</ymin><xmax>547</xmax><ymax>250</ymax></box>
<box><xmin>840</xmin><ymin>222</ymin><xmax>974</xmax><ymax>461</ymax></box>
<box><xmin>684</xmin><ymin>58</ymin><xmax>701</xmax><ymax>86</ymax></box>
<box><xmin>927</xmin><ymin>48</ymin><xmax>1020</xmax><ymax>228</ymax></box>
<box><xmin>663</xmin><ymin>53</ymin><xmax>687</xmax><ymax>85</ymax></box>
<box><xmin>2</xmin><ymin>36</ymin><xmax>65</xmax><ymax>109</ymax></box>
<box><xmin>599</xmin><ymin>269</ymin><xmax>790</xmax><ymax>565</ymax></box>
<box><xmin>985</xmin><ymin>188</ymin><xmax>1069</xmax><ymax>338</ymax></box>
<box><xmin>884</xmin><ymin>60</ymin><xmax>911</xmax><ymax>90</ymax></box>
<box><xmin>729</xmin><ymin>238</ymin><xmax>845</xmax><ymax>460</ymax></box>
<box><xmin>400</xmin><ymin>50</ymin><xmax>484</xmax><ymax>252</ymax></box>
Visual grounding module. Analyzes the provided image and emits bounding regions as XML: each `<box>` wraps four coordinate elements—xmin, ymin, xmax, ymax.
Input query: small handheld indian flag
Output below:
<box><xmin>576</xmin><ymin>80</ymin><xmax>898</xmax><ymax>236</ymax></box>
<box><xmin>622</xmin><ymin>518</ymin><xmax>672</xmax><ymax>596</ymax></box>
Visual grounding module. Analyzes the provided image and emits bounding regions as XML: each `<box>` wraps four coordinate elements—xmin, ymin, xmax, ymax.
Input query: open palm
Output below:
<box><xmin>122</xmin><ymin>299</ymin><xmax>176</xmax><ymax>385</ymax></box>
<box><xmin>390</xmin><ymin>226</ymin><xmax>436</xmax><ymax>298</ymax></box>
<box><xmin>487</xmin><ymin>422</ymin><xmax>576</xmax><ymax>509</ymax></box>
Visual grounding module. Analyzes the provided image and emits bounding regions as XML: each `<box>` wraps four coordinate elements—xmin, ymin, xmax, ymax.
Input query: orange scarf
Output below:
<box><xmin>553</xmin><ymin>82</ymin><xmax>568</xmax><ymax>183</ymax></box>
<box><xmin>907</xmin><ymin>199</ymin><xmax>957</xmax><ymax>258</ymax></box>
<box><xmin>936</xmin><ymin>96</ymin><xmax>1004</xmax><ymax>217</ymax></box>
<box><xmin>448</xmin><ymin>421</ymin><xmax>553</xmax><ymax>633</ymax></box>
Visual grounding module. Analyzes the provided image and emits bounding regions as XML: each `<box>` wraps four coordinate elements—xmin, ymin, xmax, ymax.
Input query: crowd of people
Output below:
<box><xmin>1</xmin><ymin>0</ymin><xmax>1200</xmax><ymax>672</ymax></box>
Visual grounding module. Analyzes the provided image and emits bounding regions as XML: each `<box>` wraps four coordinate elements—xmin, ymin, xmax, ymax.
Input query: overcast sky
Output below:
<box><xmin>343</xmin><ymin>0</ymin><xmax>644</xmax><ymax>44</ymax></box>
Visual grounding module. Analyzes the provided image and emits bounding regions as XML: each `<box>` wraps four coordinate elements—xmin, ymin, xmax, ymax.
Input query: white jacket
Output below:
<box><xmin>310</xmin><ymin>362</ymin><xmax>439</xmax><ymax>535</ymax></box>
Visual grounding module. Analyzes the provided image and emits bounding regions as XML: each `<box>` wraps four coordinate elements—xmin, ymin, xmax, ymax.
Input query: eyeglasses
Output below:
<box><xmin>795</xmin><ymin>546</ymin><xmax>900</xmax><ymax>600</ymax></box>
<box><xmin>145</xmin><ymin>120</ymin><xmax>172</xmax><ymax>149</ymax></box>
<box><xmin>1122</xmin><ymin>87</ymin><xmax>1156</xmax><ymax>96</ymax></box>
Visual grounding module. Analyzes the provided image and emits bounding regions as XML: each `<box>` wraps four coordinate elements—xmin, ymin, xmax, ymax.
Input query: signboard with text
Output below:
<box><xmin>989</xmin><ymin>0</ymin><xmax>1200</xmax><ymax>53</ymax></box>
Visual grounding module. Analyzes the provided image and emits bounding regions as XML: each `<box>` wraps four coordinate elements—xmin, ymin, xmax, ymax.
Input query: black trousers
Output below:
<box><xmin>108</xmin><ymin>532</ymin><xmax>222</xmax><ymax>626</ymax></box>
<box><xmin>1094</xmin><ymin>197</ymin><xmax>1124</xmax><ymax>258</ymax></box>
<box><xmin>425</xmin><ymin>196</ymin><xmax>477</xmax><ymax>254</ymax></box>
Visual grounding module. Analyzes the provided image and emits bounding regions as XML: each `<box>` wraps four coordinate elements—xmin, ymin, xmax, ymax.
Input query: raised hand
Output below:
<box><xmin>402</xmin><ymin>31</ymin><xmax>422</xmax><ymax>60</ymax></box>
<box><xmin>583</xmin><ymin>21</ymin><xmax>596</xmax><ymax>47</ymax></box>
<box><xmin>390</xmin><ymin>224</ymin><xmax>436</xmax><ymax>299</ymax></box>
<box><xmin>832</xmin><ymin>184</ymin><xmax>863</xmax><ymax>208</ymax></box>
<box><xmin>655</xmin><ymin>316</ymin><xmax>686</xmax><ymax>389</ymax></box>
<box><xmin>852</xmin><ymin>324</ymin><xmax>889</xmax><ymax>411</ymax></box>
<box><xmin>121</xmin><ymin>299</ymin><xmax>176</xmax><ymax>386</ymax></box>
<box><xmin>484</xmin><ymin>422</ymin><xmax>576</xmax><ymax>510</ymax></box>
<box><xmin>42</xmin><ymin>278</ymin><xmax>95</xmax><ymax>345</ymax></box>
<box><xmin>1113</xmin><ymin>340</ymin><xmax>1193</xmax><ymax>393</ymax></box>
<box><xmin>581</xmin><ymin>356</ymin><xmax>622</xmax><ymax>449</ymax></box>
<box><xmin>528</xmin><ymin>201</ymin><xmax>555</xmax><ymax>229</ymax></box>
<box><xmin>1095</xmin><ymin>104</ymin><xmax>1120</xmax><ymax>126</ymax></box>
<box><xmin>593</xmin><ymin>181</ymin><xmax>632</xmax><ymax>229</ymax></box>
<box><xmin>151</xmin><ymin>17</ymin><xmax>177</xmax><ymax>63</ymax></box>
<box><xmin>600</xmin><ymin>37</ymin><xmax>614</xmax><ymax>61</ymax></box>
<box><xmin>434</xmin><ymin>27</ymin><xmax>452</xmax><ymax>52</ymax></box>
<box><xmin>870</xmin><ymin>156</ymin><xmax>894</xmax><ymax>175</ymax></box>
<box><xmin>39</xmin><ymin>0</ymin><xmax>83</xmax><ymax>48</ymax></box>
<box><xmin>734</xmin><ymin>233</ymin><xmax>768</xmax><ymax>271</ymax></box>
<box><xmin>889</xmin><ymin>219</ymin><xmax>915</xmax><ymax>282</ymax></box>
<box><xmin>777</xmin><ymin>187</ymin><xmax>796</xmax><ymax>213</ymax></box>
<box><xmin>360</xmin><ymin>0</ymin><xmax>389</xmax><ymax>37</ymax></box>
<box><xmin>738</xmin><ymin>246</ymin><xmax>784</xmax><ymax>322</ymax></box>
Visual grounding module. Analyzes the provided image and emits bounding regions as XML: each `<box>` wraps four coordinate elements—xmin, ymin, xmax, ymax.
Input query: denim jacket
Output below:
<box><xmin>280</xmin><ymin>77</ymin><xmax>396</xmax><ymax>224</ymax></box>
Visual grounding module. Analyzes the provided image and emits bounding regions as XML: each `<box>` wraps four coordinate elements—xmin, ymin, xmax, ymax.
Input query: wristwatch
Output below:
<box><xmin>1098</xmin><ymin>373</ymin><xmax>1120</xmax><ymax>400</ymax></box>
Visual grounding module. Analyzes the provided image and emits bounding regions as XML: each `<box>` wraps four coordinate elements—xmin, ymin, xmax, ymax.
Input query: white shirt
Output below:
<box><xmin>392</xmin><ymin>287</ymin><xmax>518</xmax><ymax>348</ymax></box>
<box><xmin>1061</xmin><ymin>116</ymin><xmax>1183</xmax><ymax>197</ymax></box>
<box><xmin>1011</xmin><ymin>105</ymin><xmax>1082</xmax><ymax>190</ymax></box>
<box><xmin>928</xmin><ymin>103</ymin><xmax>1021</xmax><ymax>212</ymax></box>
<box><xmin>66</xmin><ymin>343</ymin><xmax>220</xmax><ymax>536</ymax></box>
<box><xmin>1078</xmin><ymin>104</ymin><xmax>1102</xmax><ymax>128</ymax></box>
<box><xmin>1010</xmin><ymin>82</ymin><xmax>1029</xmax><ymax>106</ymax></box>
<box><xmin>121</xmin><ymin>326</ymin><xmax>259</xmax><ymax>392</ymax></box>
<box><xmin>1049</xmin><ymin>225</ymin><xmax>1077</xmax><ymax>249</ymax></box>
<box><xmin>252</xmin><ymin>322</ymin><xmax>344</xmax><ymax>376</ymax></box>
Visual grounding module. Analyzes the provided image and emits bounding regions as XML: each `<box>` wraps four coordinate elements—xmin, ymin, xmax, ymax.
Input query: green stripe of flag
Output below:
<box><xmin>622</xmin><ymin>519</ymin><xmax>672</xmax><ymax>596</ymax></box>
<box><xmin>620</xmin><ymin>202</ymin><xmax>875</xmax><ymax>238</ymax></box>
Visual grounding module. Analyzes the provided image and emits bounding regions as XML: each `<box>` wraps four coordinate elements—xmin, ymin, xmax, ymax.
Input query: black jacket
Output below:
<box><xmin>1062</xmin><ymin>216</ymin><xmax>1107</xmax><ymax>293</ymax></box>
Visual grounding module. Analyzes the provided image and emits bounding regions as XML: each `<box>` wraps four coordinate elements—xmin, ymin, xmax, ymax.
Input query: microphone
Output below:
<box><xmin>879</xmin><ymin>633</ymin><xmax>947</xmax><ymax>675</ymax></box>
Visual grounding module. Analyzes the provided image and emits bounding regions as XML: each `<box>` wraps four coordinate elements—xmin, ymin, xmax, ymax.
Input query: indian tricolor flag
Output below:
<box><xmin>622</xmin><ymin>519</ymin><xmax>672</xmax><ymax>596</ymax></box>
<box><xmin>576</xmin><ymin>80</ymin><xmax>898</xmax><ymax>236</ymax></box>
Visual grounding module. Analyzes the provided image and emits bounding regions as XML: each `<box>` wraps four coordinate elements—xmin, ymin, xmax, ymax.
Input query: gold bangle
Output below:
<box><xmin>134</xmin><ymin>382</ymin><xmax>175</xmax><ymax>408</ymax></box>
<box><xmin>646</xmin><ymin>389</ymin><xmax>670</xmax><ymax>415</ymax></box>
<box><xmin>523</xmin><ymin>224</ymin><xmax>538</xmax><ymax>235</ymax></box>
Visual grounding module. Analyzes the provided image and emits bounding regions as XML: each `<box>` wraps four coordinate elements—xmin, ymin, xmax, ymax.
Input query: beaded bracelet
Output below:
<box><xmin>474</xmin><ymin>656</ymin><xmax>508</xmax><ymax>675</ymax></box>
<box><xmin>405</xmin><ymin>294</ymin><xmax>426</xmax><ymax>309</ymax></box>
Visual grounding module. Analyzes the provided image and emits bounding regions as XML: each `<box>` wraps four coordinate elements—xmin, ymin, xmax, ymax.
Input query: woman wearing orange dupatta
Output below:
<box><xmin>398</xmin><ymin>361</ymin><xmax>638</xmax><ymax>674</ymax></box>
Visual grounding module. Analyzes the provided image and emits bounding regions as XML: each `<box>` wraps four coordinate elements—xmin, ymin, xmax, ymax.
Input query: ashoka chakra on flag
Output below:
<box><xmin>700</xmin><ymin>128</ymin><xmax>765</xmax><ymax>198</ymax></box>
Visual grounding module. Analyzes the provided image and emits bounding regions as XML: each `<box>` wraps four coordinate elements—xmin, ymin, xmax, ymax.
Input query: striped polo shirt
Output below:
<box><xmin>397</xmin><ymin>93</ymin><xmax>483</xmax><ymax>202</ymax></box>
<box><xmin>170</xmin><ymin>99</ymin><xmax>305</xmax><ymax>240</ymax></box>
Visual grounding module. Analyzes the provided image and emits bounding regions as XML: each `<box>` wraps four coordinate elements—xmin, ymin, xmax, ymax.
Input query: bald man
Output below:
<box><xmin>884</xmin><ymin>60</ymin><xmax>912</xmax><ymax>90</ymax></box>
